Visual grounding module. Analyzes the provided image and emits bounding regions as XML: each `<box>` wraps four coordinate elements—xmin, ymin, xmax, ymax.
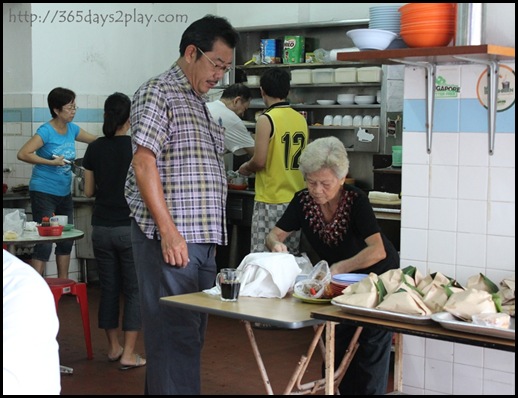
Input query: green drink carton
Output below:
<box><xmin>283</xmin><ymin>36</ymin><xmax>305</xmax><ymax>64</ymax></box>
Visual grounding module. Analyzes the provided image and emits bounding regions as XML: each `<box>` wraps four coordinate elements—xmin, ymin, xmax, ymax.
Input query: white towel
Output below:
<box><xmin>204</xmin><ymin>252</ymin><xmax>302</xmax><ymax>298</ymax></box>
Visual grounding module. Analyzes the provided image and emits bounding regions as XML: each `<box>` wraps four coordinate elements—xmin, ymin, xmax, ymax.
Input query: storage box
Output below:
<box><xmin>335</xmin><ymin>67</ymin><xmax>357</xmax><ymax>83</ymax></box>
<box><xmin>291</xmin><ymin>69</ymin><xmax>312</xmax><ymax>85</ymax></box>
<box><xmin>311</xmin><ymin>68</ymin><xmax>335</xmax><ymax>84</ymax></box>
<box><xmin>357</xmin><ymin>66</ymin><xmax>382</xmax><ymax>82</ymax></box>
<box><xmin>246</xmin><ymin>75</ymin><xmax>260</xmax><ymax>86</ymax></box>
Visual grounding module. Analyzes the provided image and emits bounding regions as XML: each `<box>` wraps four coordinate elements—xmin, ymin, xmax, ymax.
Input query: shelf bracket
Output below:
<box><xmin>390</xmin><ymin>59</ymin><xmax>436</xmax><ymax>154</ymax></box>
<box><xmin>454</xmin><ymin>56</ymin><xmax>500</xmax><ymax>155</ymax></box>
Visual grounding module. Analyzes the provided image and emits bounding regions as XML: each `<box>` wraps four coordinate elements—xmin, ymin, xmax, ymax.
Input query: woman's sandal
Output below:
<box><xmin>119</xmin><ymin>354</ymin><xmax>146</xmax><ymax>371</ymax></box>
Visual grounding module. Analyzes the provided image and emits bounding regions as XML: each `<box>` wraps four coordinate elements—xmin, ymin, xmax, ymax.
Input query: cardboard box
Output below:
<box><xmin>260</xmin><ymin>39</ymin><xmax>281</xmax><ymax>64</ymax></box>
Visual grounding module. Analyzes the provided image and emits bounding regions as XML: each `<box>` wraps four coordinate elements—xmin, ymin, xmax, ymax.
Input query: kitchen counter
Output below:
<box><xmin>3</xmin><ymin>193</ymin><xmax>30</xmax><ymax>201</ymax></box>
<box><xmin>227</xmin><ymin>188</ymin><xmax>255</xmax><ymax>196</ymax></box>
<box><xmin>3</xmin><ymin>193</ymin><xmax>94</xmax><ymax>203</ymax></box>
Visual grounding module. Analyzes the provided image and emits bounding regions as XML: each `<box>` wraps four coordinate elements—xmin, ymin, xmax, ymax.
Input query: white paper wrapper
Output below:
<box><xmin>443</xmin><ymin>288</ymin><xmax>497</xmax><ymax>321</ymax></box>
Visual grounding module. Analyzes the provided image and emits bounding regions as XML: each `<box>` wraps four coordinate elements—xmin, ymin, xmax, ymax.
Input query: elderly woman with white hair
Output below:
<box><xmin>266</xmin><ymin>136</ymin><xmax>399</xmax><ymax>395</ymax></box>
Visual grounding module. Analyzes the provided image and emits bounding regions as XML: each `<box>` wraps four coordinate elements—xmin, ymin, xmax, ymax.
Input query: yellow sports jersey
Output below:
<box><xmin>255</xmin><ymin>103</ymin><xmax>309</xmax><ymax>203</ymax></box>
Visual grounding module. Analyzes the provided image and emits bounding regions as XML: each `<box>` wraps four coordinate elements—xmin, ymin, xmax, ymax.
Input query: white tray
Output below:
<box><xmin>431</xmin><ymin>312</ymin><xmax>515</xmax><ymax>341</ymax></box>
<box><xmin>331</xmin><ymin>300</ymin><xmax>433</xmax><ymax>325</ymax></box>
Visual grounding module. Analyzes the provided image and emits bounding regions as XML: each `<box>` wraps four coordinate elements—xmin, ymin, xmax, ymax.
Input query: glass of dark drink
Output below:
<box><xmin>216</xmin><ymin>268</ymin><xmax>243</xmax><ymax>302</ymax></box>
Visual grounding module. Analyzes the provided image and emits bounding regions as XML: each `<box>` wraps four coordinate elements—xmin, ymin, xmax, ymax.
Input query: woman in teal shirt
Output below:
<box><xmin>17</xmin><ymin>87</ymin><xmax>97</xmax><ymax>278</ymax></box>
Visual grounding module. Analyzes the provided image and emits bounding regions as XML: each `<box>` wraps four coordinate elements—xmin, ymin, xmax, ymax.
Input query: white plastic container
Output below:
<box><xmin>246</xmin><ymin>75</ymin><xmax>260</xmax><ymax>86</ymax></box>
<box><xmin>311</xmin><ymin>68</ymin><xmax>335</xmax><ymax>84</ymax></box>
<box><xmin>357</xmin><ymin>66</ymin><xmax>382</xmax><ymax>83</ymax></box>
<box><xmin>335</xmin><ymin>67</ymin><xmax>357</xmax><ymax>83</ymax></box>
<box><xmin>291</xmin><ymin>69</ymin><xmax>312</xmax><ymax>85</ymax></box>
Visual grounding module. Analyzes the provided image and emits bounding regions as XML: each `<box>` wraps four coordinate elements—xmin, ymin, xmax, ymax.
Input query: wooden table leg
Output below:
<box><xmin>393</xmin><ymin>333</ymin><xmax>403</xmax><ymax>392</ymax></box>
<box><xmin>243</xmin><ymin>320</ymin><xmax>274</xmax><ymax>395</ymax></box>
<box><xmin>324</xmin><ymin>323</ymin><xmax>363</xmax><ymax>395</ymax></box>
<box><xmin>324</xmin><ymin>321</ymin><xmax>336</xmax><ymax>395</ymax></box>
<box><xmin>283</xmin><ymin>323</ymin><xmax>326</xmax><ymax>395</ymax></box>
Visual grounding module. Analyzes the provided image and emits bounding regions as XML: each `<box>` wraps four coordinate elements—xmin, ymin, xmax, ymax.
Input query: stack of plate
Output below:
<box><xmin>330</xmin><ymin>273</ymin><xmax>368</xmax><ymax>296</ymax></box>
<box><xmin>368</xmin><ymin>5</ymin><xmax>407</xmax><ymax>49</ymax></box>
<box><xmin>369</xmin><ymin>5</ymin><xmax>402</xmax><ymax>34</ymax></box>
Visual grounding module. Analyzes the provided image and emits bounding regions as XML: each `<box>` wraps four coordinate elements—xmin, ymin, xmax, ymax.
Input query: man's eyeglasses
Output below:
<box><xmin>197</xmin><ymin>47</ymin><xmax>233</xmax><ymax>74</ymax></box>
<box><xmin>63</xmin><ymin>105</ymin><xmax>79</xmax><ymax>111</ymax></box>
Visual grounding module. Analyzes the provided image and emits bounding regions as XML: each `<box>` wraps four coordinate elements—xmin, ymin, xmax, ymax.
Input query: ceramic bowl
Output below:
<box><xmin>341</xmin><ymin>115</ymin><xmax>353</xmax><ymax>126</ymax></box>
<box><xmin>354</xmin><ymin>95</ymin><xmax>376</xmax><ymax>105</ymax></box>
<box><xmin>337</xmin><ymin>94</ymin><xmax>355</xmax><ymax>105</ymax></box>
<box><xmin>316</xmin><ymin>100</ymin><xmax>336</xmax><ymax>106</ymax></box>
<box><xmin>346</xmin><ymin>28</ymin><xmax>398</xmax><ymax>51</ymax></box>
<box><xmin>323</xmin><ymin>115</ymin><xmax>333</xmax><ymax>126</ymax></box>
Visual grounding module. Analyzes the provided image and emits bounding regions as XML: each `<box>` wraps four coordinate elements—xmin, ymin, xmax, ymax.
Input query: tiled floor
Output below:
<box><xmin>58</xmin><ymin>282</ymin><xmax>394</xmax><ymax>395</ymax></box>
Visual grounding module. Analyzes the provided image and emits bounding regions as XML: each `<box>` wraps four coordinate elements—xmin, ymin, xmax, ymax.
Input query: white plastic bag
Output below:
<box><xmin>3</xmin><ymin>209</ymin><xmax>26</xmax><ymax>237</ymax></box>
<box><xmin>293</xmin><ymin>260</ymin><xmax>332</xmax><ymax>299</ymax></box>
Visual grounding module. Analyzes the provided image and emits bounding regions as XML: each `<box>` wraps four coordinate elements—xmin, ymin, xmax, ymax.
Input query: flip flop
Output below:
<box><xmin>108</xmin><ymin>347</ymin><xmax>124</xmax><ymax>362</ymax></box>
<box><xmin>119</xmin><ymin>354</ymin><xmax>146</xmax><ymax>371</ymax></box>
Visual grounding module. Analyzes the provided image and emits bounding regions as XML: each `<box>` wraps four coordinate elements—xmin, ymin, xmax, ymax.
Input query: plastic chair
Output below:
<box><xmin>45</xmin><ymin>278</ymin><xmax>93</xmax><ymax>360</ymax></box>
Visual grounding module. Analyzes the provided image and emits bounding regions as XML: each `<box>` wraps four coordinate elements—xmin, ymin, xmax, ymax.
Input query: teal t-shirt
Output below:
<box><xmin>29</xmin><ymin>122</ymin><xmax>80</xmax><ymax>196</ymax></box>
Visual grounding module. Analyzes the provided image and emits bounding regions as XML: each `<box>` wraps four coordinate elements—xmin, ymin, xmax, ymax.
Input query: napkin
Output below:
<box><xmin>204</xmin><ymin>252</ymin><xmax>301</xmax><ymax>298</ymax></box>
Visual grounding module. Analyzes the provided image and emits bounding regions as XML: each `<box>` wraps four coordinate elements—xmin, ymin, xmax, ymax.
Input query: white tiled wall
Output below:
<box><xmin>400</xmin><ymin>62</ymin><xmax>515</xmax><ymax>395</ymax></box>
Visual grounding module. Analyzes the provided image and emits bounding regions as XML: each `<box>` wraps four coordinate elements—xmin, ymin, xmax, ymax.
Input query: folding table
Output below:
<box><xmin>161</xmin><ymin>292</ymin><xmax>359</xmax><ymax>395</ymax></box>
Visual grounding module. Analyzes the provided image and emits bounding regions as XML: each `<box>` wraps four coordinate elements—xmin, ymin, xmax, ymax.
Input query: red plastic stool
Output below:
<box><xmin>45</xmin><ymin>278</ymin><xmax>93</xmax><ymax>360</ymax></box>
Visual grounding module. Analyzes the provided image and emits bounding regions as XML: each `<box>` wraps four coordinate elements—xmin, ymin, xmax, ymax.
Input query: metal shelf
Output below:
<box><xmin>335</xmin><ymin>44</ymin><xmax>515</xmax><ymax>155</ymax></box>
<box><xmin>335</xmin><ymin>44</ymin><xmax>515</xmax><ymax>64</ymax></box>
<box><xmin>248</xmin><ymin>104</ymin><xmax>381</xmax><ymax>110</ymax></box>
<box><xmin>244</xmin><ymin>82</ymin><xmax>381</xmax><ymax>88</ymax></box>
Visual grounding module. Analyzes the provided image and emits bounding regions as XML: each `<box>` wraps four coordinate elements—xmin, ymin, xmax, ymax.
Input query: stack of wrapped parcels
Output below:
<box><xmin>333</xmin><ymin>266</ymin><xmax>514</xmax><ymax>328</ymax></box>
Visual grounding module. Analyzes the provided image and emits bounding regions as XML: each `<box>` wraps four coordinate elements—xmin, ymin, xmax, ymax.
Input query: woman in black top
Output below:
<box><xmin>266</xmin><ymin>136</ymin><xmax>399</xmax><ymax>395</ymax></box>
<box><xmin>83</xmin><ymin>92</ymin><xmax>145</xmax><ymax>370</ymax></box>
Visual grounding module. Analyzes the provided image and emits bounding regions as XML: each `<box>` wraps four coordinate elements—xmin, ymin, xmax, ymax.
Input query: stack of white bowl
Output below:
<box><xmin>369</xmin><ymin>5</ymin><xmax>407</xmax><ymax>49</ymax></box>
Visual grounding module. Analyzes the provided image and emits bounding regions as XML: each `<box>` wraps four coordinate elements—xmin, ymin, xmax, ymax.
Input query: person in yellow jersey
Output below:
<box><xmin>239</xmin><ymin>68</ymin><xmax>309</xmax><ymax>253</ymax></box>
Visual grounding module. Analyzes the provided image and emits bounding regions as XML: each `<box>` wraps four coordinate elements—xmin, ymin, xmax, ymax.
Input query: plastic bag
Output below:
<box><xmin>3</xmin><ymin>209</ymin><xmax>26</xmax><ymax>238</ymax></box>
<box><xmin>293</xmin><ymin>260</ymin><xmax>332</xmax><ymax>299</ymax></box>
<box><xmin>294</xmin><ymin>252</ymin><xmax>314</xmax><ymax>275</ymax></box>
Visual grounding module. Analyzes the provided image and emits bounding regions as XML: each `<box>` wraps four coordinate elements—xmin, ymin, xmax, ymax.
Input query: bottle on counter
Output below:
<box><xmin>41</xmin><ymin>216</ymin><xmax>51</xmax><ymax>226</ymax></box>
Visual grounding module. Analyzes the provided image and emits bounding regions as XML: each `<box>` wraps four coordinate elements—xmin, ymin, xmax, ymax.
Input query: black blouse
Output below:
<box><xmin>276</xmin><ymin>185</ymin><xmax>399</xmax><ymax>275</ymax></box>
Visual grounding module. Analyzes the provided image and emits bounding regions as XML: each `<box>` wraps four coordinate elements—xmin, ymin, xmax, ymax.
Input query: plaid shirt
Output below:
<box><xmin>125</xmin><ymin>63</ymin><xmax>228</xmax><ymax>245</ymax></box>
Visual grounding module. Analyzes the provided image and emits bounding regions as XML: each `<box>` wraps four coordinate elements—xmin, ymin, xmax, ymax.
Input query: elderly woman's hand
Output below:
<box><xmin>270</xmin><ymin>241</ymin><xmax>289</xmax><ymax>253</ymax></box>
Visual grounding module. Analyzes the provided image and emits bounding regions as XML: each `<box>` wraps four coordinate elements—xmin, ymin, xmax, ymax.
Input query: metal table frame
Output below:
<box><xmin>161</xmin><ymin>292</ymin><xmax>355</xmax><ymax>395</ymax></box>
